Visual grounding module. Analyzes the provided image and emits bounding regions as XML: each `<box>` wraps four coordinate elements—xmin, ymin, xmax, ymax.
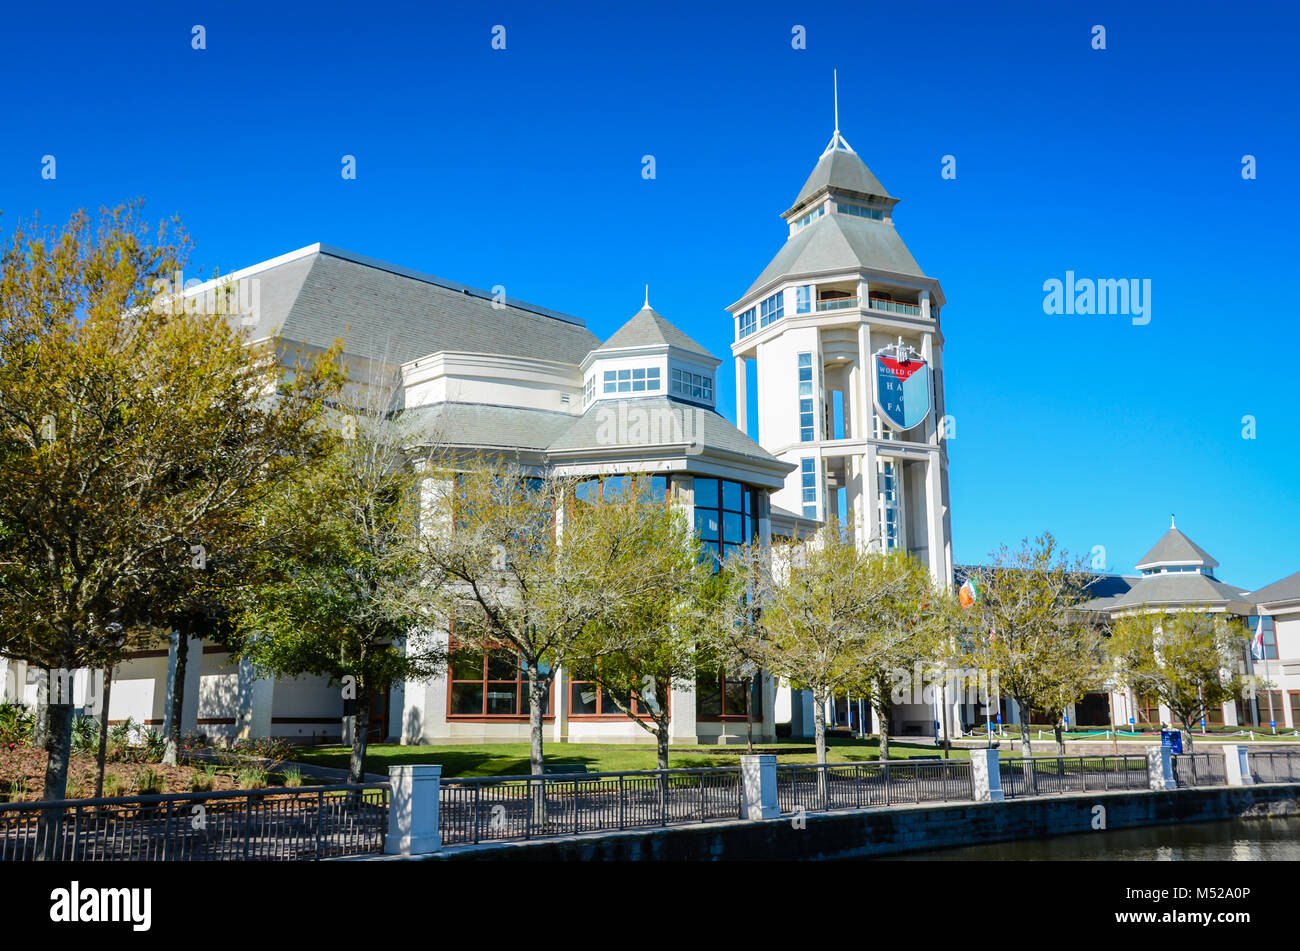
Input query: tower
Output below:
<box><xmin>729</xmin><ymin>103</ymin><xmax>953</xmax><ymax>584</ymax></box>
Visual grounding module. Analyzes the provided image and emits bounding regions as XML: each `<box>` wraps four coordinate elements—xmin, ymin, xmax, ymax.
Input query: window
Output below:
<box><xmin>796</xmin><ymin>285</ymin><xmax>812</xmax><ymax>314</ymax></box>
<box><xmin>694</xmin><ymin>477</ymin><xmax>756</xmax><ymax>569</ymax></box>
<box><xmin>671</xmin><ymin>367</ymin><xmax>713</xmax><ymax>402</ymax></box>
<box><xmin>798</xmin><ymin>352</ymin><xmax>816</xmax><ymax>441</ymax></box>
<box><xmin>583</xmin><ymin>376</ymin><xmax>595</xmax><ymax>405</ymax></box>
<box><xmin>603</xmin><ymin>367</ymin><xmax>661</xmax><ymax>394</ymax></box>
<box><xmin>759</xmin><ymin>291</ymin><xmax>784</xmax><ymax>328</ymax></box>
<box><xmin>801</xmin><ymin>458</ymin><xmax>818</xmax><ymax>520</ymax></box>
<box><xmin>574</xmin><ymin>475</ymin><xmax>669</xmax><ymax>506</ymax></box>
<box><xmin>880</xmin><ymin>461</ymin><xmax>901</xmax><ymax>550</ymax></box>
<box><xmin>837</xmin><ymin>201</ymin><xmax>884</xmax><ymax>220</ymax></box>
<box><xmin>696</xmin><ymin>671</ymin><xmax>762</xmax><ymax>719</ymax></box>
<box><xmin>738</xmin><ymin>307</ymin><xmax>756</xmax><ymax>338</ymax></box>
<box><xmin>1247</xmin><ymin>691</ymin><xmax>1287</xmax><ymax>727</ymax></box>
<box><xmin>568</xmin><ymin>680</ymin><xmax>664</xmax><ymax>718</ymax></box>
<box><xmin>448</xmin><ymin>636</ymin><xmax>552</xmax><ymax>718</ymax></box>
<box><xmin>793</xmin><ymin>206</ymin><xmax>825</xmax><ymax>232</ymax></box>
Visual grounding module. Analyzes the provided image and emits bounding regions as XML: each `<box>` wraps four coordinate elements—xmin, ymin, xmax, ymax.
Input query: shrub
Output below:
<box><xmin>109</xmin><ymin>718</ymin><xmax>139</xmax><ymax>745</ymax></box>
<box><xmin>280</xmin><ymin>765</ymin><xmax>303</xmax><ymax>788</ymax></box>
<box><xmin>0</xmin><ymin>703</ymin><xmax>34</xmax><ymax>745</ymax></box>
<box><xmin>191</xmin><ymin>764</ymin><xmax>217</xmax><ymax>792</ymax></box>
<box><xmin>71</xmin><ymin>716</ymin><xmax>101</xmax><ymax>754</ymax></box>
<box><xmin>135</xmin><ymin>767</ymin><xmax>165</xmax><ymax>795</ymax></box>
<box><xmin>103</xmin><ymin>772</ymin><xmax>122</xmax><ymax>797</ymax></box>
<box><xmin>140</xmin><ymin>729</ymin><xmax>167</xmax><ymax>762</ymax></box>
<box><xmin>236</xmin><ymin>767</ymin><xmax>268</xmax><ymax>790</ymax></box>
<box><xmin>4</xmin><ymin>774</ymin><xmax>28</xmax><ymax>802</ymax></box>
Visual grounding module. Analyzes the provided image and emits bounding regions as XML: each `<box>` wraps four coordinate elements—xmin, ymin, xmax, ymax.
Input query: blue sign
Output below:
<box><xmin>873</xmin><ymin>351</ymin><xmax>932</xmax><ymax>431</ymax></box>
<box><xmin>1129</xmin><ymin>717</ymin><xmax>1135</xmax><ymax>725</ymax></box>
<box><xmin>1160</xmin><ymin>730</ymin><xmax>1183</xmax><ymax>753</ymax></box>
<box><xmin>996</xmin><ymin>713</ymin><xmax>1002</xmax><ymax>724</ymax></box>
<box><xmin>1271</xmin><ymin>721</ymin><xmax>1277</xmax><ymax>729</ymax></box>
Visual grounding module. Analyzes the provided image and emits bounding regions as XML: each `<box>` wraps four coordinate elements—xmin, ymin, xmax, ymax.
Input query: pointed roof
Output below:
<box><xmin>1108</xmin><ymin>572</ymin><xmax>1251</xmax><ymax>610</ymax></box>
<box><xmin>595</xmin><ymin>305</ymin><xmax>713</xmax><ymax>358</ymax></box>
<box><xmin>790</xmin><ymin>146</ymin><xmax>892</xmax><ymax>212</ymax></box>
<box><xmin>1135</xmin><ymin>525</ymin><xmax>1220</xmax><ymax>571</ymax></box>
<box><xmin>744</xmin><ymin>211</ymin><xmax>926</xmax><ymax>298</ymax></box>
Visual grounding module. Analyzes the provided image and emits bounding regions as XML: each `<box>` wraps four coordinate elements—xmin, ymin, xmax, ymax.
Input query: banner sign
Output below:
<box><xmin>873</xmin><ymin>342</ymin><xmax>932</xmax><ymax>431</ymax></box>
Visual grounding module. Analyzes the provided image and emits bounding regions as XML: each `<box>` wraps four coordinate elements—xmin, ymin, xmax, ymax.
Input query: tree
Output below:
<box><xmin>757</xmin><ymin>518</ymin><xmax>910</xmax><ymax>766</ymax></box>
<box><xmin>235</xmin><ymin>385</ymin><xmax>444</xmax><ymax>783</ymax></box>
<box><xmin>956</xmin><ymin>534</ymin><xmax>1104</xmax><ymax>762</ymax></box>
<box><xmin>1109</xmin><ymin>609</ymin><xmax>1248</xmax><ymax>751</ymax></box>
<box><xmin>845</xmin><ymin>551</ymin><xmax>946</xmax><ymax>763</ymax></box>
<box><xmin>415</xmin><ymin>460</ymin><xmax>661</xmax><ymax>778</ymax></box>
<box><xmin>0</xmin><ymin>204</ymin><xmax>342</xmax><ymax>817</ymax></box>
<box><xmin>568</xmin><ymin>478</ymin><xmax>717</xmax><ymax>769</ymax></box>
<box><xmin>703</xmin><ymin>543</ymin><xmax>773</xmax><ymax>754</ymax></box>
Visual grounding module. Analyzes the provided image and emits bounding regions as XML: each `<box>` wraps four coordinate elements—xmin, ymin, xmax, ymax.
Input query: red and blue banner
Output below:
<box><xmin>873</xmin><ymin>352</ymin><xmax>932</xmax><ymax>431</ymax></box>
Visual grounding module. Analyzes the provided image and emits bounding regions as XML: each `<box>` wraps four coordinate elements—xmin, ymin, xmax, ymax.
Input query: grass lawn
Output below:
<box><xmin>293</xmin><ymin>736</ymin><xmax>975</xmax><ymax>778</ymax></box>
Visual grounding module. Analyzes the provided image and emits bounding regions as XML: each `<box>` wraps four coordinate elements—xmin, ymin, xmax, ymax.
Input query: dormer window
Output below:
<box><xmin>603</xmin><ymin>367</ymin><xmax>661</xmax><ymax>394</ymax></box>
<box><xmin>583</xmin><ymin>376</ymin><xmax>595</xmax><ymax>406</ymax></box>
<box><xmin>671</xmin><ymin>368</ymin><xmax>712</xmax><ymax>402</ymax></box>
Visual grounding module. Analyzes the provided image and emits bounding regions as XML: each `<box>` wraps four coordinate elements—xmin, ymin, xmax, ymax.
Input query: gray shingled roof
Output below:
<box><xmin>251</xmin><ymin>249</ymin><xmax>601</xmax><ymax>366</ymax></box>
<box><xmin>1135</xmin><ymin>527</ymin><xmax>1219</xmax><ymax>569</ymax></box>
<box><xmin>793</xmin><ymin>147</ymin><xmax>892</xmax><ymax>209</ymax></box>
<box><xmin>745</xmin><ymin>213</ymin><xmax>926</xmax><ymax>299</ymax></box>
<box><xmin>404</xmin><ymin>402</ymin><xmax>578</xmax><ymax>451</ymax></box>
<box><xmin>547</xmin><ymin>396</ymin><xmax>780</xmax><ymax>462</ymax></box>
<box><xmin>406</xmin><ymin>397</ymin><xmax>786</xmax><ymax>469</ymax></box>
<box><xmin>1250</xmin><ymin>569</ymin><xmax>1300</xmax><ymax>606</ymax></box>
<box><xmin>1107</xmin><ymin>572</ymin><xmax>1250</xmax><ymax>610</ymax></box>
<box><xmin>596</xmin><ymin>306</ymin><xmax>712</xmax><ymax>358</ymax></box>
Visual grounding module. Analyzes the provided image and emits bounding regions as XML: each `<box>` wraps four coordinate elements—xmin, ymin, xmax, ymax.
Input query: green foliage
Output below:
<box><xmin>237</xmin><ymin>766</ymin><xmax>268</xmax><ymax>789</ymax></box>
<box><xmin>102</xmin><ymin>772</ymin><xmax>122</xmax><ymax>797</ymax></box>
<box><xmin>0</xmin><ymin>702</ymin><xmax>33</xmax><ymax>744</ymax></box>
<box><xmin>190</xmin><ymin>764</ymin><xmax>217</xmax><ymax>792</ymax></box>
<box><xmin>71</xmin><ymin>715</ymin><xmax>101</xmax><ymax>754</ymax></box>
<box><xmin>135</xmin><ymin>767</ymin><xmax>165</xmax><ymax>795</ymax></box>
<box><xmin>280</xmin><ymin>765</ymin><xmax>303</xmax><ymax>787</ymax></box>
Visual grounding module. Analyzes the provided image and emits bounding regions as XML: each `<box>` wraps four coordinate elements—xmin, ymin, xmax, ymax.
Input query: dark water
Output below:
<box><xmin>888</xmin><ymin>817</ymin><xmax>1300</xmax><ymax>860</ymax></box>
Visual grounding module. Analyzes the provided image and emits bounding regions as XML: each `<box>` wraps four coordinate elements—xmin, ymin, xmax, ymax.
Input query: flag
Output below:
<box><xmin>958</xmin><ymin>578</ymin><xmax>980</xmax><ymax>610</ymax></box>
<box><xmin>1251</xmin><ymin>617</ymin><xmax>1265</xmax><ymax>661</ymax></box>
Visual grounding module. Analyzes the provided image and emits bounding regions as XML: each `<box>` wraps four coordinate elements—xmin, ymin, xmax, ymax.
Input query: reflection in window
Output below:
<box><xmin>693</xmin><ymin>477</ymin><xmax>756</xmax><ymax>570</ymax></box>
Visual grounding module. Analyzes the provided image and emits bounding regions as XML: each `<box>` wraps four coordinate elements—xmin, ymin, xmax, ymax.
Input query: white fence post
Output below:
<box><xmin>1223</xmin><ymin>745</ymin><xmax>1254</xmax><ymax>786</ymax></box>
<box><xmin>386</xmin><ymin>764</ymin><xmax>442</xmax><ymax>855</ymax></box>
<box><xmin>1145</xmin><ymin>746</ymin><xmax>1176</xmax><ymax>790</ymax></box>
<box><xmin>969</xmin><ymin>748</ymin><xmax>1004</xmax><ymax>802</ymax></box>
<box><xmin>741</xmin><ymin>754</ymin><xmax>779</xmax><ymax>820</ymax></box>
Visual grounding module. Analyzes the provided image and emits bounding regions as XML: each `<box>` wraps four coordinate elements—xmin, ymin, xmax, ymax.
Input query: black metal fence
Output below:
<box><xmin>998</xmin><ymin>755</ymin><xmax>1149</xmax><ymax>799</ymax></box>
<box><xmin>438</xmin><ymin>767</ymin><xmax>741</xmax><ymax>846</ymax></box>
<box><xmin>1171</xmin><ymin>752</ymin><xmax>1227</xmax><ymax>788</ymax></box>
<box><xmin>775</xmin><ymin>759</ymin><xmax>973</xmax><ymax>815</ymax></box>
<box><xmin>1251</xmin><ymin>750</ymin><xmax>1300</xmax><ymax>784</ymax></box>
<box><xmin>0</xmin><ymin>784</ymin><xmax>389</xmax><ymax>861</ymax></box>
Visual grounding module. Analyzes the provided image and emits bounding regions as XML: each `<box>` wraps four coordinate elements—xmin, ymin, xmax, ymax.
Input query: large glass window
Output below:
<box><xmin>738</xmin><ymin>307</ymin><xmax>756</xmax><ymax>339</ymax></box>
<box><xmin>575</xmin><ymin>475</ymin><xmax>669</xmax><ymax>506</ymax></box>
<box><xmin>568</xmin><ymin>681</ymin><xmax>663</xmax><ymax>718</ymax></box>
<box><xmin>796</xmin><ymin>285</ymin><xmax>812</xmax><ymax>314</ymax></box>
<box><xmin>880</xmin><ymin>461</ymin><xmax>901</xmax><ymax>550</ymax></box>
<box><xmin>800</xmin><ymin>458</ymin><xmax>818</xmax><ymax>521</ymax></box>
<box><xmin>696</xmin><ymin>671</ymin><xmax>762</xmax><ymax>719</ymax></box>
<box><xmin>793</xmin><ymin>206</ymin><xmax>825</xmax><ymax>232</ymax></box>
<box><xmin>603</xmin><ymin>367</ymin><xmax>661</xmax><ymax>394</ymax></box>
<box><xmin>798</xmin><ymin>352</ymin><xmax>816</xmax><ymax>442</ymax></box>
<box><xmin>448</xmin><ymin>633</ymin><xmax>552</xmax><ymax>718</ymax></box>
<box><xmin>759</xmin><ymin>291</ymin><xmax>784</xmax><ymax>328</ymax></box>
<box><xmin>671</xmin><ymin>368</ymin><xmax>713</xmax><ymax>402</ymax></box>
<box><xmin>694</xmin><ymin>477</ymin><xmax>757</xmax><ymax>569</ymax></box>
<box><xmin>1241</xmin><ymin>615</ymin><xmax>1278</xmax><ymax>660</ymax></box>
<box><xmin>837</xmin><ymin>201</ymin><xmax>884</xmax><ymax>220</ymax></box>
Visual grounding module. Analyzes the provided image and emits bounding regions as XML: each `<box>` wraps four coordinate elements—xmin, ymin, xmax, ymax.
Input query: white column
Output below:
<box><xmin>1146</xmin><ymin>746</ymin><xmax>1176</xmax><ymax>790</ymax></box>
<box><xmin>551</xmin><ymin>665</ymin><xmax>569</xmax><ymax>743</ymax></box>
<box><xmin>862</xmin><ymin>446</ymin><xmax>879</xmax><ymax>551</ymax></box>
<box><xmin>735</xmin><ymin>356</ymin><xmax>748</xmax><ymax>436</ymax></box>
<box><xmin>1223</xmin><ymin>745</ymin><xmax>1254</xmax><ymax>786</ymax></box>
<box><xmin>924</xmin><ymin>454</ymin><xmax>945</xmax><ymax>584</ymax></box>
<box><xmin>741</xmin><ymin>754</ymin><xmax>779</xmax><ymax>819</ymax></box>
<box><xmin>237</xmin><ymin>657</ymin><xmax>275</xmax><ymax>740</ymax></box>
<box><xmin>969</xmin><ymin>749</ymin><xmax>1004</xmax><ymax>801</ymax></box>
<box><xmin>385</xmin><ymin>764</ymin><xmax>442</xmax><ymax>855</ymax></box>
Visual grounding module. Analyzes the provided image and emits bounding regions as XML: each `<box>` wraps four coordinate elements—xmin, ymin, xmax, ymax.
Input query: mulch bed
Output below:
<box><xmin>0</xmin><ymin>743</ymin><xmax>256</xmax><ymax>801</ymax></box>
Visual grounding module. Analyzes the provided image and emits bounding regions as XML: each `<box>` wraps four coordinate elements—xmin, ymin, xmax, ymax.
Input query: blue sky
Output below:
<box><xmin>3</xmin><ymin>1</ymin><xmax>1297</xmax><ymax>588</ymax></box>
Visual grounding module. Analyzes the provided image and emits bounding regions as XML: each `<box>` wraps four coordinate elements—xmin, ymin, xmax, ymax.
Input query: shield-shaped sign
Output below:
<box><xmin>873</xmin><ymin>350</ymin><xmax>932</xmax><ymax>431</ymax></box>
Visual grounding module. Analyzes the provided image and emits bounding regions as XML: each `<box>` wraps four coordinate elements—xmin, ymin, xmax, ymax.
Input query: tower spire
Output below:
<box><xmin>644</xmin><ymin>284</ymin><xmax>650</xmax><ymax>309</ymax></box>
<box><xmin>822</xmin><ymin>69</ymin><xmax>854</xmax><ymax>155</ymax></box>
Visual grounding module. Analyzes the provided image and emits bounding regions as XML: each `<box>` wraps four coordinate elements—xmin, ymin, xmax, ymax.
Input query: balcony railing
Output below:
<box><xmin>868</xmin><ymin>297</ymin><xmax>922</xmax><ymax>316</ymax></box>
<box><xmin>815</xmin><ymin>296</ymin><xmax>858</xmax><ymax>312</ymax></box>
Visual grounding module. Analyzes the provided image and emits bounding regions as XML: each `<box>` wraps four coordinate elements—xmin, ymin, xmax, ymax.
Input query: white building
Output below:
<box><xmin>0</xmin><ymin>244</ymin><xmax>795</xmax><ymax>746</ymax></box>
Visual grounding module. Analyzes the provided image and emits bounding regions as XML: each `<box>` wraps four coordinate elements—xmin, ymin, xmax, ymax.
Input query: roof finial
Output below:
<box><xmin>644</xmin><ymin>284</ymin><xmax>650</xmax><ymax>309</ymax></box>
<box><xmin>833</xmin><ymin>68</ymin><xmax>840</xmax><ymax>136</ymax></box>
<box><xmin>1171</xmin><ymin>514</ymin><xmax>1176</xmax><ymax>529</ymax></box>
